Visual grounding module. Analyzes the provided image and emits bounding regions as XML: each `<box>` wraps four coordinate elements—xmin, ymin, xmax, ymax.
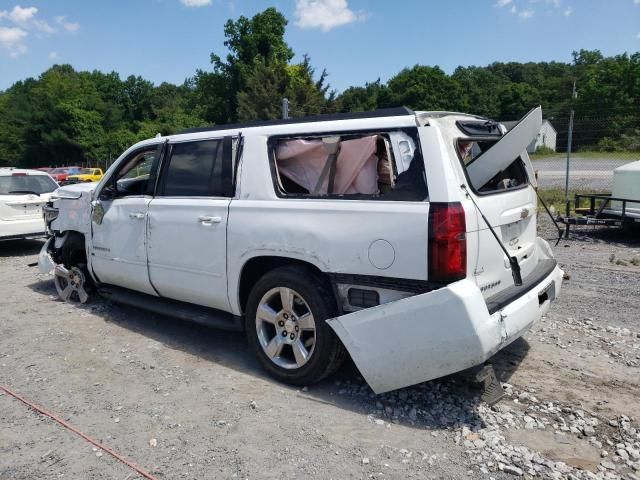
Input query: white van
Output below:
<box><xmin>0</xmin><ymin>168</ymin><xmax>58</xmax><ymax>241</ymax></box>
<box><xmin>38</xmin><ymin>106</ymin><xmax>563</xmax><ymax>393</ymax></box>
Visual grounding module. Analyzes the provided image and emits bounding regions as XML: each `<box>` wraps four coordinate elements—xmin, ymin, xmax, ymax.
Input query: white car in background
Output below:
<box><xmin>0</xmin><ymin>168</ymin><xmax>59</xmax><ymax>241</ymax></box>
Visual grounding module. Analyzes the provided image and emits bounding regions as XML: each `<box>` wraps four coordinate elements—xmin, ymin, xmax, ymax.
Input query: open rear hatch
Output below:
<box><xmin>460</xmin><ymin>107</ymin><xmax>544</xmax><ymax>298</ymax></box>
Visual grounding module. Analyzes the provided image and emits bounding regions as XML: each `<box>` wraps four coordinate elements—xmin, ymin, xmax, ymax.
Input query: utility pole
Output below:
<box><xmin>282</xmin><ymin>98</ymin><xmax>289</xmax><ymax>119</ymax></box>
<box><xmin>564</xmin><ymin>80</ymin><xmax>577</xmax><ymax>238</ymax></box>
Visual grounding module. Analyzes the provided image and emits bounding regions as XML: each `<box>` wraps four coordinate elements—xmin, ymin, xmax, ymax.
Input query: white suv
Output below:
<box><xmin>0</xmin><ymin>168</ymin><xmax>58</xmax><ymax>241</ymax></box>
<box><xmin>38</xmin><ymin>106</ymin><xmax>563</xmax><ymax>393</ymax></box>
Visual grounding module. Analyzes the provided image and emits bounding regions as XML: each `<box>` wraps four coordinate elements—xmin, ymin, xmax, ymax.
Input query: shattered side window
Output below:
<box><xmin>271</xmin><ymin>130</ymin><xmax>428</xmax><ymax>201</ymax></box>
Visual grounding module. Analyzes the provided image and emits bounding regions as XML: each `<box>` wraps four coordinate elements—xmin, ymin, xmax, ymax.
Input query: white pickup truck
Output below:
<box><xmin>39</xmin><ymin>106</ymin><xmax>563</xmax><ymax>393</ymax></box>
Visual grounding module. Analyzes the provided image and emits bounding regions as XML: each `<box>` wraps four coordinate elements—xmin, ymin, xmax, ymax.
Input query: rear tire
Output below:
<box><xmin>245</xmin><ymin>266</ymin><xmax>346</xmax><ymax>386</ymax></box>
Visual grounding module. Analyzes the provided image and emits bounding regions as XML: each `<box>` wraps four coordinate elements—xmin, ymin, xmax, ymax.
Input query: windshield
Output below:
<box><xmin>78</xmin><ymin>168</ymin><xmax>93</xmax><ymax>174</ymax></box>
<box><xmin>0</xmin><ymin>175</ymin><xmax>58</xmax><ymax>195</ymax></box>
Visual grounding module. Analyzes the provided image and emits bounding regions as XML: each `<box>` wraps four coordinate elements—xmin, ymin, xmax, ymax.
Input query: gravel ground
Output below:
<box><xmin>1</xmin><ymin>219</ymin><xmax>639</xmax><ymax>480</ymax></box>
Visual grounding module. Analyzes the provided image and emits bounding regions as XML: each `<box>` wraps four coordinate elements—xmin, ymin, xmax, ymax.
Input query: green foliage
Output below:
<box><xmin>0</xmin><ymin>6</ymin><xmax>637</xmax><ymax>169</ymax></box>
<box><xmin>384</xmin><ymin>65</ymin><xmax>463</xmax><ymax>111</ymax></box>
<box><xmin>534</xmin><ymin>145</ymin><xmax>556</xmax><ymax>155</ymax></box>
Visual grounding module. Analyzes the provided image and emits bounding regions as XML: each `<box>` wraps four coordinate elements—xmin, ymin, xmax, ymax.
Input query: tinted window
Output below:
<box><xmin>162</xmin><ymin>140</ymin><xmax>226</xmax><ymax>197</ymax></box>
<box><xmin>0</xmin><ymin>174</ymin><xmax>58</xmax><ymax>195</ymax></box>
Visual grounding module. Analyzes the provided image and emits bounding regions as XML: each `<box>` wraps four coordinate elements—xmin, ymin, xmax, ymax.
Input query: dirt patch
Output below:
<box><xmin>505</xmin><ymin>429</ymin><xmax>601</xmax><ymax>472</ymax></box>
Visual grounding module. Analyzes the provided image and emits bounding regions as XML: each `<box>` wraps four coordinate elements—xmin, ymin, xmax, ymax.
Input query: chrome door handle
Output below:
<box><xmin>129</xmin><ymin>212</ymin><xmax>145</xmax><ymax>219</ymax></box>
<box><xmin>198</xmin><ymin>215</ymin><xmax>222</xmax><ymax>224</ymax></box>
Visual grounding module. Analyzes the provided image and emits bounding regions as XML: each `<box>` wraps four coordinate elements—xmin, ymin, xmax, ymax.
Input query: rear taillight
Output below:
<box><xmin>428</xmin><ymin>202</ymin><xmax>467</xmax><ymax>283</ymax></box>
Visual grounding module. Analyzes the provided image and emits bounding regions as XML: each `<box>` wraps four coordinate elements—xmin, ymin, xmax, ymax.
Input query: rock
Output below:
<box><xmin>149</xmin><ymin>438</ymin><xmax>157</xmax><ymax>447</ymax></box>
<box><xmin>583</xmin><ymin>425</ymin><xmax>596</xmax><ymax>436</ymax></box>
<box><xmin>114</xmin><ymin>417</ymin><xmax>120</xmax><ymax>423</ymax></box>
<box><xmin>600</xmin><ymin>460</ymin><xmax>616</xmax><ymax>470</ymax></box>
<box><xmin>374</xmin><ymin>419</ymin><xmax>385</xmax><ymax>426</ymax></box>
<box><xmin>502</xmin><ymin>465</ymin><xmax>523</xmax><ymax>476</ymax></box>
<box><xmin>616</xmin><ymin>449</ymin><xmax>629</xmax><ymax>460</ymax></box>
<box><xmin>473</xmin><ymin>439</ymin><xmax>486</xmax><ymax>449</ymax></box>
<box><xmin>249</xmin><ymin>400</ymin><xmax>257</xmax><ymax>410</ymax></box>
<box><xmin>362</xmin><ymin>457</ymin><xmax>370</xmax><ymax>465</ymax></box>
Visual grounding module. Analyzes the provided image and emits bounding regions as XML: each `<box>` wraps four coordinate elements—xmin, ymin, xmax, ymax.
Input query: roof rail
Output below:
<box><xmin>178</xmin><ymin>107</ymin><xmax>415</xmax><ymax>134</ymax></box>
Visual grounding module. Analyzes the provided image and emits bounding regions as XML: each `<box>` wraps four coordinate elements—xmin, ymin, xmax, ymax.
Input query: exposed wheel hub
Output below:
<box><xmin>54</xmin><ymin>265</ymin><xmax>89</xmax><ymax>304</ymax></box>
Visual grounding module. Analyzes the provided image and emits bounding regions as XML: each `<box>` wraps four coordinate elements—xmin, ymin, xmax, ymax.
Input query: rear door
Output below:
<box><xmin>147</xmin><ymin>136</ymin><xmax>233</xmax><ymax>310</ymax></box>
<box><xmin>460</xmin><ymin>108</ymin><xmax>543</xmax><ymax>296</ymax></box>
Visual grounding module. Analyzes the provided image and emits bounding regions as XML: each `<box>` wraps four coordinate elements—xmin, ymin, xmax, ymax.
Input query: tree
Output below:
<box><xmin>384</xmin><ymin>65</ymin><xmax>464</xmax><ymax>111</ymax></box>
<box><xmin>198</xmin><ymin>7</ymin><xmax>294</xmax><ymax>124</ymax></box>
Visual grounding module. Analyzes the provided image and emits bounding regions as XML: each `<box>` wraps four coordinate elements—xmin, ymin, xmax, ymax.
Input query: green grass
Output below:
<box><xmin>536</xmin><ymin>187</ymin><xmax>609</xmax><ymax>215</ymax></box>
<box><xmin>530</xmin><ymin>151</ymin><xmax>640</xmax><ymax>161</ymax></box>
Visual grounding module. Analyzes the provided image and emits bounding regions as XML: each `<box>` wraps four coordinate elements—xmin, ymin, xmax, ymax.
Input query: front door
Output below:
<box><xmin>90</xmin><ymin>145</ymin><xmax>162</xmax><ymax>295</ymax></box>
<box><xmin>147</xmin><ymin>137</ymin><xmax>233</xmax><ymax>310</ymax></box>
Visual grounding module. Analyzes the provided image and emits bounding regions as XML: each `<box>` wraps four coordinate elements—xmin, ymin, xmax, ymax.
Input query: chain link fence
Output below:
<box><xmin>512</xmin><ymin>106</ymin><xmax>640</xmax><ymax>215</ymax></box>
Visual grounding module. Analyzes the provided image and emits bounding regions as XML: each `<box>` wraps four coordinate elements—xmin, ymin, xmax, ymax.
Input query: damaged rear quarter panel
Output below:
<box><xmin>327</xmin><ymin>279</ymin><xmax>501</xmax><ymax>394</ymax></box>
<box><xmin>227</xmin><ymin>199</ymin><xmax>431</xmax><ymax>314</ymax></box>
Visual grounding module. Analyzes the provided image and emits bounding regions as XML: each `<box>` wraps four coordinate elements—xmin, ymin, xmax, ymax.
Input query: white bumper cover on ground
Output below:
<box><xmin>328</xmin><ymin>261</ymin><xmax>564</xmax><ymax>394</ymax></box>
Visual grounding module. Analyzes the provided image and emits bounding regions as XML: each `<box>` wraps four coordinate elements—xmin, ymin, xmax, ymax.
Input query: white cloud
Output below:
<box><xmin>518</xmin><ymin>9</ymin><xmax>534</xmax><ymax>18</ymax></box>
<box><xmin>494</xmin><ymin>0</ymin><xmax>513</xmax><ymax>6</ymax></box>
<box><xmin>5</xmin><ymin>5</ymin><xmax>38</xmax><ymax>24</ymax></box>
<box><xmin>0</xmin><ymin>25</ymin><xmax>28</xmax><ymax>57</ymax></box>
<box><xmin>563</xmin><ymin>6</ymin><xmax>572</xmax><ymax>16</ymax></box>
<box><xmin>48</xmin><ymin>50</ymin><xmax>58</xmax><ymax>59</ymax></box>
<box><xmin>637</xmin><ymin>32</ymin><xmax>640</xmax><ymax>39</ymax></box>
<box><xmin>635</xmin><ymin>0</ymin><xmax>640</xmax><ymax>4</ymax></box>
<box><xmin>510</xmin><ymin>5</ymin><xmax>517</xmax><ymax>14</ymax></box>
<box><xmin>55</xmin><ymin>15</ymin><xmax>79</xmax><ymax>33</ymax></box>
<box><xmin>179</xmin><ymin>0</ymin><xmax>212</xmax><ymax>6</ymax></box>
<box><xmin>0</xmin><ymin>6</ymin><xmax>80</xmax><ymax>57</ymax></box>
<box><xmin>0</xmin><ymin>5</ymin><xmax>57</xmax><ymax>34</ymax></box>
<box><xmin>294</xmin><ymin>0</ymin><xmax>366</xmax><ymax>32</ymax></box>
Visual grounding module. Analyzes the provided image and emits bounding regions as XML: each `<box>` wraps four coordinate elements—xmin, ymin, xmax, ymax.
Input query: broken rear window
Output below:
<box><xmin>270</xmin><ymin>130</ymin><xmax>428</xmax><ymax>201</ymax></box>
<box><xmin>457</xmin><ymin>139</ymin><xmax>528</xmax><ymax>194</ymax></box>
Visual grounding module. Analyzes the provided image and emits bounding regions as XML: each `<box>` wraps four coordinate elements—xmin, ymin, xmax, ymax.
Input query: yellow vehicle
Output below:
<box><xmin>65</xmin><ymin>168</ymin><xmax>104</xmax><ymax>183</ymax></box>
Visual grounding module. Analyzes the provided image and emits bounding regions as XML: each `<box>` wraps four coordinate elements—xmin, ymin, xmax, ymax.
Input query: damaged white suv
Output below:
<box><xmin>39</xmin><ymin>106</ymin><xmax>563</xmax><ymax>393</ymax></box>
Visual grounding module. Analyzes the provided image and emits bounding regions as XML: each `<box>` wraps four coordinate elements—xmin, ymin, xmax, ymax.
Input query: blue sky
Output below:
<box><xmin>1</xmin><ymin>0</ymin><xmax>639</xmax><ymax>92</ymax></box>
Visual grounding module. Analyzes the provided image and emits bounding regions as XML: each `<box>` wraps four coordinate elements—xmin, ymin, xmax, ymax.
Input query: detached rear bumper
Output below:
<box><xmin>327</xmin><ymin>256</ymin><xmax>563</xmax><ymax>394</ymax></box>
